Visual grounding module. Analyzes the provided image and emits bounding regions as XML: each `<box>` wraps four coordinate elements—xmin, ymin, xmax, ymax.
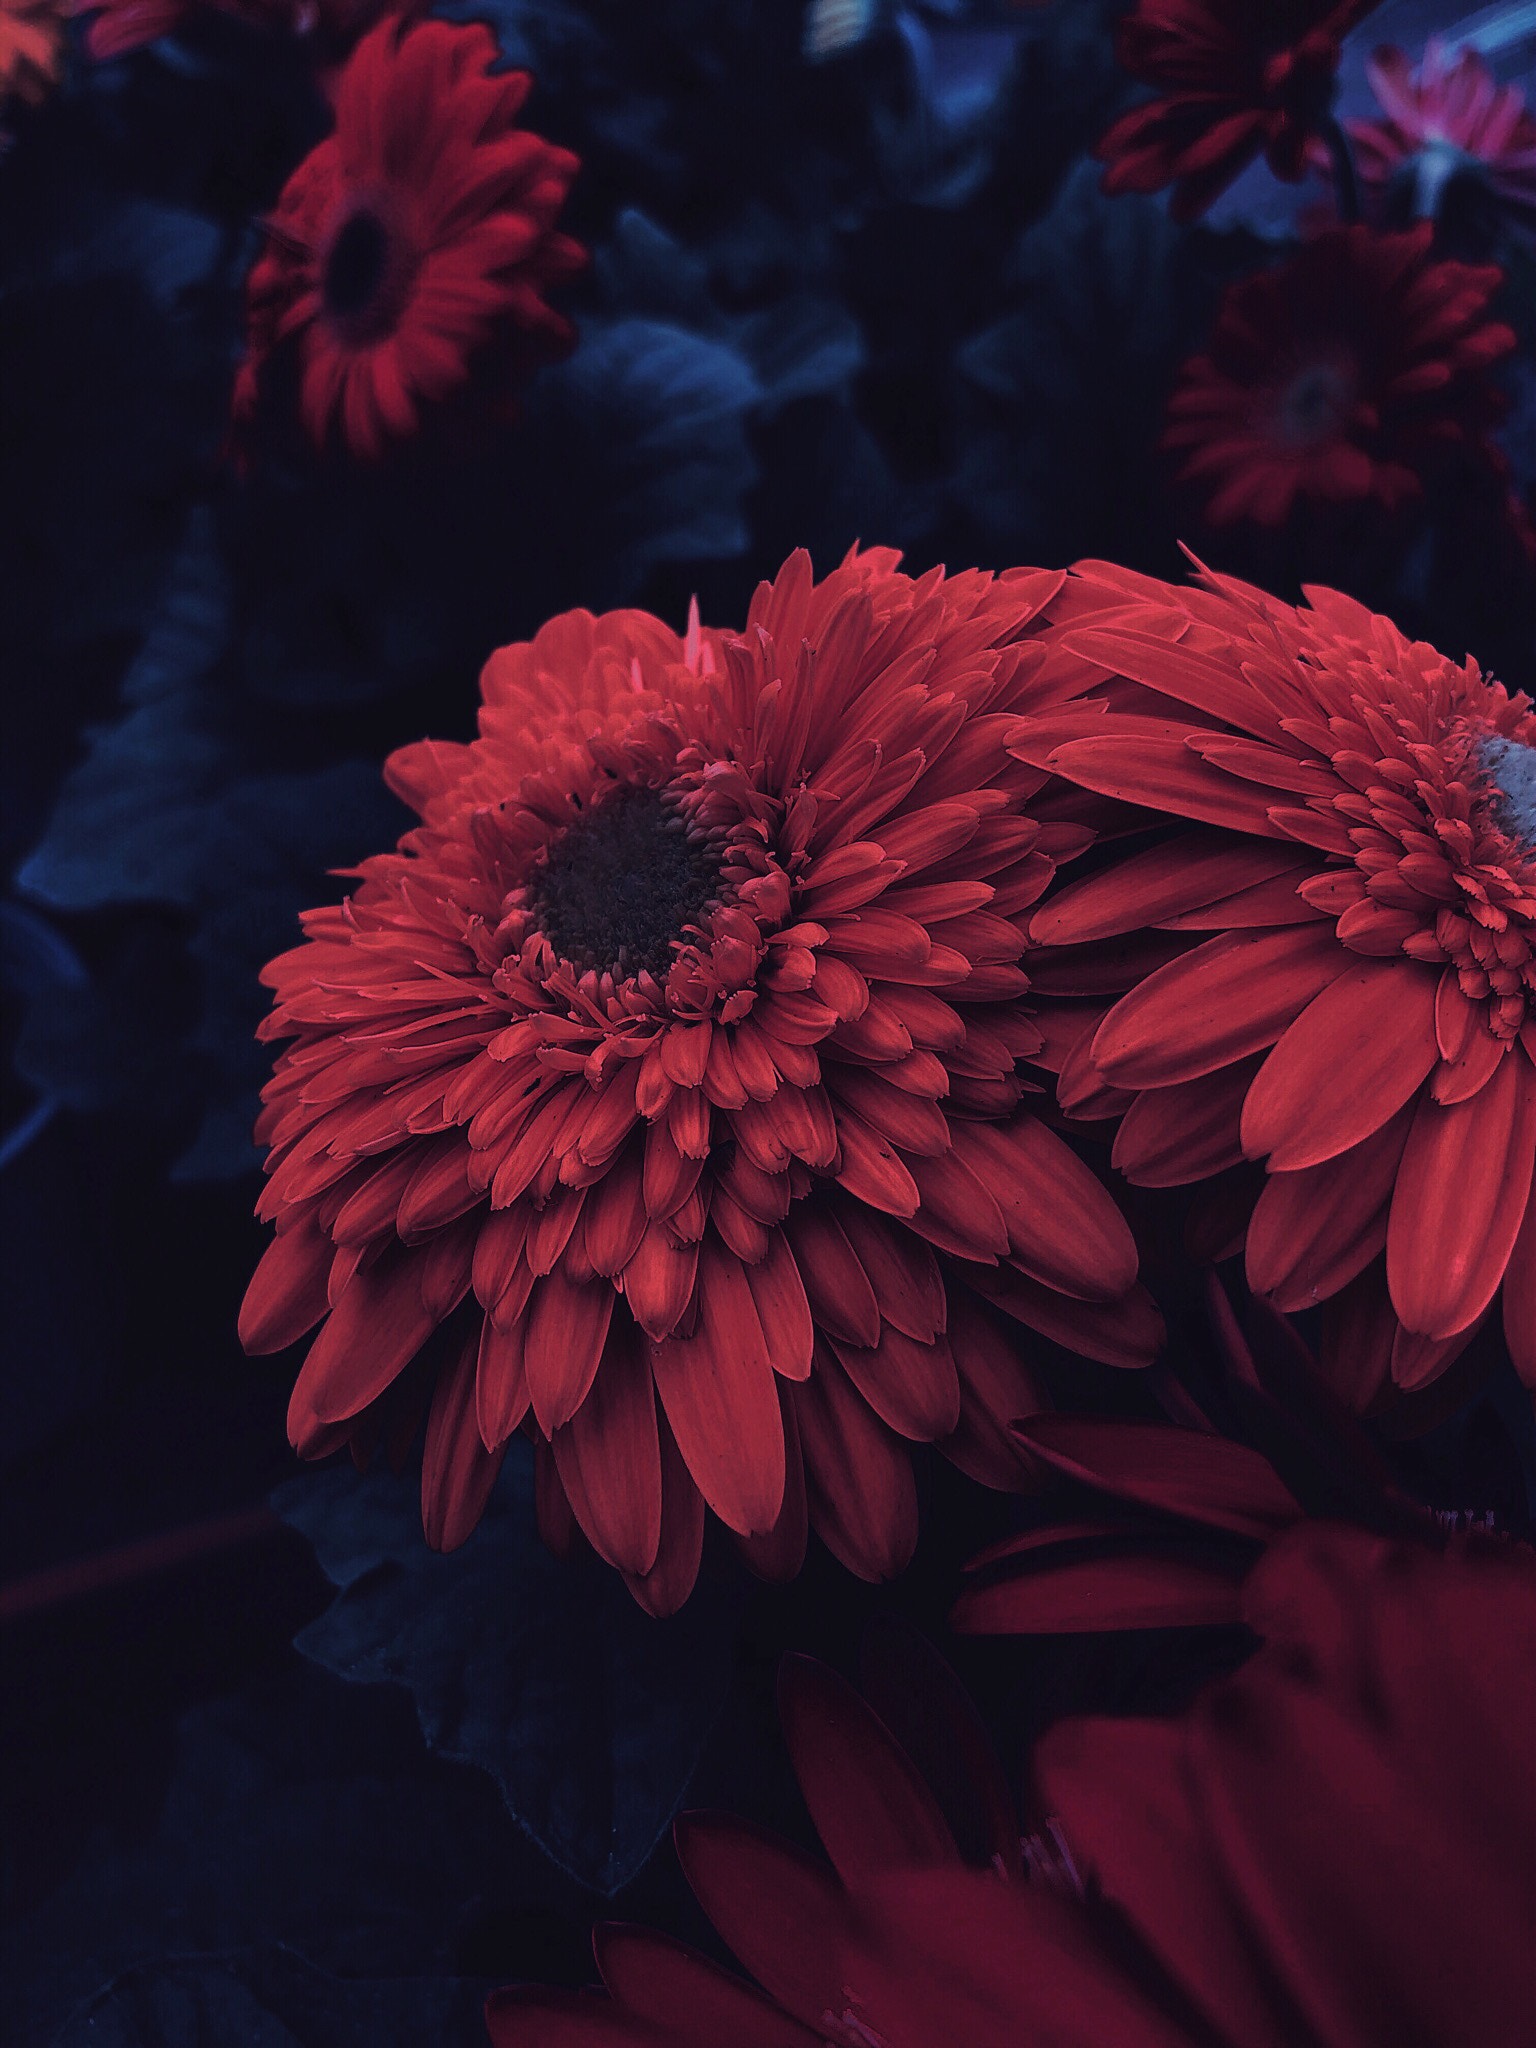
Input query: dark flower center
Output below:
<box><xmin>1276</xmin><ymin>361</ymin><xmax>1355</xmax><ymax>447</ymax></box>
<box><xmin>323</xmin><ymin>207</ymin><xmax>392</xmax><ymax>321</ymax></box>
<box><xmin>1476</xmin><ymin>734</ymin><xmax>1536</xmax><ymax>852</ymax></box>
<box><xmin>529</xmin><ymin>785</ymin><xmax>723</xmax><ymax>976</ymax></box>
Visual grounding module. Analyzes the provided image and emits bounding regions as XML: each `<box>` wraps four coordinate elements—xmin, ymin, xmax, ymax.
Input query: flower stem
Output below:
<box><xmin>1319</xmin><ymin>114</ymin><xmax>1360</xmax><ymax>224</ymax></box>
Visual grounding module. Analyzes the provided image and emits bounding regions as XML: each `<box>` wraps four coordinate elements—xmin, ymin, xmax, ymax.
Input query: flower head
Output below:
<box><xmin>1</xmin><ymin>0</ymin><xmax>64</xmax><ymax>114</ymax></box>
<box><xmin>1012</xmin><ymin>561</ymin><xmax>1536</xmax><ymax>1407</ymax></box>
<box><xmin>492</xmin><ymin>1525</ymin><xmax>1536</xmax><ymax>2048</ymax></box>
<box><xmin>1351</xmin><ymin>38</ymin><xmax>1536</xmax><ymax>239</ymax></box>
<box><xmin>1096</xmin><ymin>0</ymin><xmax>1379</xmax><ymax>223</ymax></box>
<box><xmin>232</xmin><ymin>15</ymin><xmax>584</xmax><ymax>459</ymax></box>
<box><xmin>1163</xmin><ymin>225</ymin><xmax>1516</xmax><ymax>526</ymax></box>
<box><xmin>242</xmin><ymin>549</ymin><xmax>1157</xmax><ymax>1612</ymax></box>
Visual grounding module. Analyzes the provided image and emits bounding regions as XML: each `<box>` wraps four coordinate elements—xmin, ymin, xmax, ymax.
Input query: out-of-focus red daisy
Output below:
<box><xmin>1</xmin><ymin>0</ymin><xmax>64</xmax><ymax>112</ymax></box>
<box><xmin>492</xmin><ymin>1524</ymin><xmax>1536</xmax><ymax>2048</ymax></box>
<box><xmin>1351</xmin><ymin>38</ymin><xmax>1536</xmax><ymax>231</ymax></box>
<box><xmin>231</xmin><ymin>14</ymin><xmax>584</xmax><ymax>459</ymax></box>
<box><xmin>1163</xmin><ymin>225</ymin><xmax>1515</xmax><ymax>527</ymax></box>
<box><xmin>68</xmin><ymin>0</ymin><xmax>375</xmax><ymax>61</ymax></box>
<box><xmin>241</xmin><ymin>549</ymin><xmax>1158</xmax><ymax>1612</ymax></box>
<box><xmin>1011</xmin><ymin>561</ymin><xmax>1536</xmax><ymax>1409</ymax></box>
<box><xmin>1095</xmin><ymin>0</ymin><xmax>1379</xmax><ymax>223</ymax></box>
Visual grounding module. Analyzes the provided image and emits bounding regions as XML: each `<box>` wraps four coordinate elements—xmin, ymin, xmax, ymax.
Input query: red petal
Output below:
<box><xmin>1047</xmin><ymin>733</ymin><xmax>1293</xmax><ymax>836</ymax></box>
<box><xmin>1246</xmin><ymin>1105</ymin><xmax>1412</xmax><ymax>1311</ymax></box>
<box><xmin>422</xmin><ymin>1327</ymin><xmax>506</xmax><ymax>1551</ymax></box>
<box><xmin>969</xmin><ymin>1264</ymin><xmax>1162</xmax><ymax>1369</ymax></box>
<box><xmin>734</xmin><ymin>1385</ymin><xmax>809</xmax><ymax>1583</ymax></box>
<box><xmin>1034</xmin><ymin>1717</ymin><xmax>1293</xmax><ymax>2048</ymax></box>
<box><xmin>1240</xmin><ymin>960</ymin><xmax>1438</xmax><ymax>1171</ymax></box>
<box><xmin>793</xmin><ymin>1351</ymin><xmax>918</xmax><ymax>1580</ymax></box>
<box><xmin>550</xmin><ymin>1324</ymin><xmax>662</xmax><ymax>1576</ymax></box>
<box><xmin>953</xmin><ymin>1550</ymin><xmax>1245</xmax><ymax>1633</ymax></box>
<box><xmin>593</xmin><ymin>1927</ymin><xmax>819</xmax><ymax>2047</ymax></box>
<box><xmin>524</xmin><ymin>1270</ymin><xmax>617</xmax><ymax>1432</ymax></box>
<box><xmin>834</xmin><ymin>1111</ymin><xmax>921</xmax><ymax>1217</ymax></box>
<box><xmin>830</xmin><ymin>1323</ymin><xmax>961</xmax><ymax>1441</ymax></box>
<box><xmin>621</xmin><ymin>1221</ymin><xmax>699</xmax><ymax>1342</ymax></box>
<box><xmin>905</xmin><ymin>1146</ymin><xmax>1009</xmax><ymax>1259</ymax></box>
<box><xmin>939</xmin><ymin>1293</ymin><xmax>1046</xmax><ymax>1489</ymax></box>
<box><xmin>957</xmin><ymin>1118</ymin><xmax>1137</xmax><ymax>1300</ymax></box>
<box><xmin>673</xmin><ymin>1816</ymin><xmax>845</xmax><ymax>2030</ymax></box>
<box><xmin>782</xmin><ymin>1205</ymin><xmax>881</xmax><ymax>1347</ymax></box>
<box><xmin>648</xmin><ymin>1243</ymin><xmax>785</xmax><ymax>1536</ymax></box>
<box><xmin>476</xmin><ymin>1311</ymin><xmax>531</xmax><ymax>1447</ymax></box>
<box><xmin>1032</xmin><ymin>833</ymin><xmax>1309</xmax><ymax>945</ymax></box>
<box><xmin>288</xmin><ymin>1254</ymin><xmax>438</xmax><ymax>1441</ymax></box>
<box><xmin>1013</xmin><ymin>1416</ymin><xmax>1300</xmax><ymax>1537</ymax></box>
<box><xmin>777</xmin><ymin>1656</ymin><xmax>957</xmax><ymax>1887</ymax></box>
<box><xmin>836</xmin><ymin>1206</ymin><xmax>946</xmax><ymax>1340</ymax></box>
<box><xmin>1388</xmin><ymin>1052</ymin><xmax>1536</xmax><ymax>1337</ymax></box>
<box><xmin>1111</xmin><ymin>1061</ymin><xmax>1254</xmax><ymax>1187</ymax></box>
<box><xmin>623</xmin><ymin>1408</ymin><xmax>706</xmax><ymax>1616</ymax></box>
<box><xmin>1094</xmin><ymin>926</ymin><xmax>1346</xmax><ymax>1087</ymax></box>
<box><xmin>240</xmin><ymin>1218</ymin><xmax>333</xmax><ymax>1354</ymax></box>
<box><xmin>744</xmin><ymin>1229</ymin><xmax>815</xmax><ymax>1380</ymax></box>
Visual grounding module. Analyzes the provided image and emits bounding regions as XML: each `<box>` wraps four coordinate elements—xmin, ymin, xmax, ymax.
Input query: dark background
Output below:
<box><xmin>3</xmin><ymin>2</ymin><xmax>1533</xmax><ymax>2040</ymax></box>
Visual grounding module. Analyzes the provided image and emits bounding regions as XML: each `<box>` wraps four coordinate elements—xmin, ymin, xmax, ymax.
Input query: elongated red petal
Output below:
<box><xmin>1246</xmin><ymin>1105</ymin><xmax>1412</xmax><ymax>1311</ymax></box>
<box><xmin>1388</xmin><ymin>1050</ymin><xmax>1536</xmax><ymax>1336</ymax></box>
<box><xmin>1013</xmin><ymin>1416</ymin><xmax>1301</xmax><ymax>1537</ymax></box>
<box><xmin>288</xmin><ymin>1255</ymin><xmax>439</xmax><ymax>1441</ymax></box>
<box><xmin>240</xmin><ymin>1217</ymin><xmax>334</xmax><ymax>1354</ymax></box>
<box><xmin>954</xmin><ymin>1550</ymin><xmax>1246</xmax><ymax>1634</ymax></box>
<box><xmin>550</xmin><ymin>1325</ymin><xmax>662</xmax><ymax>1576</ymax></box>
<box><xmin>649</xmin><ymin>1244</ymin><xmax>785</xmax><ymax>1535</ymax></box>
<box><xmin>1240</xmin><ymin>960</ymin><xmax>1438</xmax><ymax>1170</ymax></box>
<box><xmin>593</xmin><ymin>1927</ymin><xmax>821</xmax><ymax>2048</ymax></box>
<box><xmin>777</xmin><ymin>1656</ymin><xmax>958</xmax><ymax>1887</ymax></box>
<box><xmin>1094</xmin><ymin>926</ymin><xmax>1347</xmax><ymax>1088</ymax></box>
<box><xmin>958</xmin><ymin>1118</ymin><xmax>1137</xmax><ymax>1301</ymax></box>
<box><xmin>792</xmin><ymin>1351</ymin><xmax>918</xmax><ymax>1580</ymax></box>
<box><xmin>524</xmin><ymin>1268</ymin><xmax>617</xmax><ymax>1432</ymax></box>
<box><xmin>422</xmin><ymin>1327</ymin><xmax>506</xmax><ymax>1551</ymax></box>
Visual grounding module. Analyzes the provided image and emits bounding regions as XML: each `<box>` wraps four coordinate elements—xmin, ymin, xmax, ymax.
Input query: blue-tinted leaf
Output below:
<box><xmin>276</xmin><ymin>1447</ymin><xmax>737</xmax><ymax>1895</ymax></box>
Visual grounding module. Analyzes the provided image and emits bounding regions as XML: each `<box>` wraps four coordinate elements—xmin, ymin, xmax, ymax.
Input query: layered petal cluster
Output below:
<box><xmin>1351</xmin><ymin>39</ymin><xmax>1536</xmax><ymax>231</ymax></box>
<box><xmin>1163</xmin><ymin>225</ymin><xmax>1516</xmax><ymax>526</ymax></box>
<box><xmin>1095</xmin><ymin>0</ymin><xmax>1378</xmax><ymax>222</ymax></box>
<box><xmin>493</xmin><ymin>1526</ymin><xmax>1536</xmax><ymax>2048</ymax></box>
<box><xmin>242</xmin><ymin>548</ymin><xmax>1156</xmax><ymax>1612</ymax></box>
<box><xmin>1013</xmin><ymin>561</ymin><xmax>1536</xmax><ymax>1406</ymax></box>
<box><xmin>1</xmin><ymin>0</ymin><xmax>63</xmax><ymax>113</ymax></box>
<box><xmin>232</xmin><ymin>14</ymin><xmax>584</xmax><ymax>458</ymax></box>
<box><xmin>489</xmin><ymin>1648</ymin><xmax>1031</xmax><ymax>2048</ymax></box>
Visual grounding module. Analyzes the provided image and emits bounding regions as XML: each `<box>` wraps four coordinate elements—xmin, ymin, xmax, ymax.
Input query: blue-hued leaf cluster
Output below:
<box><xmin>276</xmin><ymin>1447</ymin><xmax>737</xmax><ymax>1898</ymax></box>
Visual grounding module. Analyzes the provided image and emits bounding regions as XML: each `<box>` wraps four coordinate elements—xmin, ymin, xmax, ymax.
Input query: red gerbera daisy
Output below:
<box><xmin>1351</xmin><ymin>38</ymin><xmax>1536</xmax><ymax>231</ymax></box>
<box><xmin>1162</xmin><ymin>225</ymin><xmax>1516</xmax><ymax>527</ymax></box>
<box><xmin>1011</xmin><ymin>561</ymin><xmax>1536</xmax><ymax>1409</ymax></box>
<box><xmin>241</xmin><ymin>548</ymin><xmax>1158</xmax><ymax>1613</ymax></box>
<box><xmin>493</xmin><ymin>1525</ymin><xmax>1536</xmax><ymax>2048</ymax></box>
<box><xmin>231</xmin><ymin>14</ymin><xmax>584</xmax><ymax>459</ymax></box>
<box><xmin>1095</xmin><ymin>0</ymin><xmax>1379</xmax><ymax>223</ymax></box>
